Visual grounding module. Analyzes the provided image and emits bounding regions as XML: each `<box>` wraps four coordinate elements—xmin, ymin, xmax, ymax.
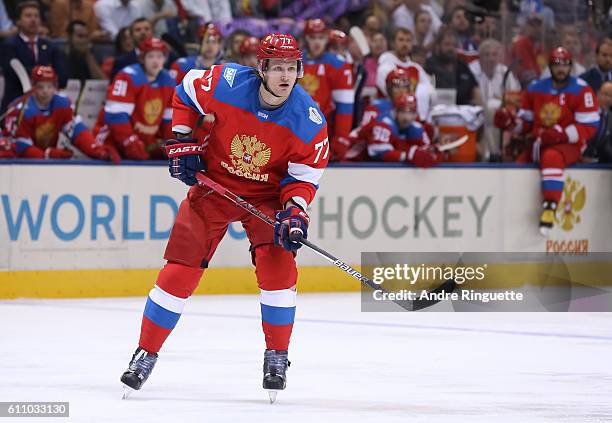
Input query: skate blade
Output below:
<box><xmin>122</xmin><ymin>385</ymin><xmax>134</xmax><ymax>400</ymax></box>
<box><xmin>539</xmin><ymin>226</ymin><xmax>551</xmax><ymax>237</ymax></box>
<box><xmin>266</xmin><ymin>390</ymin><xmax>278</xmax><ymax>404</ymax></box>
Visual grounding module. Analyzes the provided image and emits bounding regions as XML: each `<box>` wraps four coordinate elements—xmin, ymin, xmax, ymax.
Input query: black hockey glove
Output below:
<box><xmin>165</xmin><ymin>138</ymin><xmax>206</xmax><ymax>186</ymax></box>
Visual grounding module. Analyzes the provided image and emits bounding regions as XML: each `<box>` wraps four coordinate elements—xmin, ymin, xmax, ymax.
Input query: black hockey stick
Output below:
<box><xmin>195</xmin><ymin>172</ymin><xmax>456</xmax><ymax>311</ymax></box>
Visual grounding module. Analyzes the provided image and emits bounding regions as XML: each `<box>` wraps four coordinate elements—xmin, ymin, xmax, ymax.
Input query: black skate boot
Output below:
<box><xmin>120</xmin><ymin>347</ymin><xmax>158</xmax><ymax>399</ymax></box>
<box><xmin>262</xmin><ymin>349</ymin><xmax>290</xmax><ymax>403</ymax></box>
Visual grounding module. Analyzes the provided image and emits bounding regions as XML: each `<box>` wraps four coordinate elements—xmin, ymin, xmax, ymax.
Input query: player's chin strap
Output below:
<box><xmin>261</xmin><ymin>75</ymin><xmax>285</xmax><ymax>99</ymax></box>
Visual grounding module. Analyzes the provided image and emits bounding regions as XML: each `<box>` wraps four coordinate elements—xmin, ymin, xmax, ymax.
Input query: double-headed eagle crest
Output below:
<box><xmin>229</xmin><ymin>134</ymin><xmax>271</xmax><ymax>174</ymax></box>
<box><xmin>554</xmin><ymin>176</ymin><xmax>586</xmax><ymax>231</ymax></box>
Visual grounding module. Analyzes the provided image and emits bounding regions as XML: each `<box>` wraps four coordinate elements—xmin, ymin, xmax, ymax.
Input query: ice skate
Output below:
<box><xmin>120</xmin><ymin>347</ymin><xmax>158</xmax><ymax>398</ymax></box>
<box><xmin>539</xmin><ymin>201</ymin><xmax>556</xmax><ymax>237</ymax></box>
<box><xmin>262</xmin><ymin>349</ymin><xmax>290</xmax><ymax>403</ymax></box>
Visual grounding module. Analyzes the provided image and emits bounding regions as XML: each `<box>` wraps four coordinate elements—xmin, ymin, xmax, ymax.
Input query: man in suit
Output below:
<box><xmin>580</xmin><ymin>38</ymin><xmax>612</xmax><ymax>93</ymax></box>
<box><xmin>0</xmin><ymin>1</ymin><xmax>67</xmax><ymax>112</ymax></box>
<box><xmin>584</xmin><ymin>81</ymin><xmax>612</xmax><ymax>163</ymax></box>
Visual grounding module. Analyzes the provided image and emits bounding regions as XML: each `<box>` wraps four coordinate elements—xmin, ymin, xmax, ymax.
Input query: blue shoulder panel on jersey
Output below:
<box><xmin>52</xmin><ymin>94</ymin><xmax>71</xmax><ymax>110</ymax></box>
<box><xmin>120</xmin><ymin>64</ymin><xmax>148</xmax><ymax>86</ymax></box>
<box><xmin>157</xmin><ymin>69</ymin><xmax>176</xmax><ymax>87</ymax></box>
<box><xmin>22</xmin><ymin>96</ymin><xmax>39</xmax><ymax>119</ymax></box>
<box><xmin>212</xmin><ymin>64</ymin><xmax>326</xmax><ymax>145</ymax></box>
<box><xmin>178</xmin><ymin>56</ymin><xmax>196</xmax><ymax>72</ymax></box>
<box><xmin>372</xmin><ymin>99</ymin><xmax>392</xmax><ymax>122</ymax></box>
<box><xmin>528</xmin><ymin>76</ymin><xmax>585</xmax><ymax>96</ymax></box>
<box><xmin>400</xmin><ymin>124</ymin><xmax>424</xmax><ymax>140</ymax></box>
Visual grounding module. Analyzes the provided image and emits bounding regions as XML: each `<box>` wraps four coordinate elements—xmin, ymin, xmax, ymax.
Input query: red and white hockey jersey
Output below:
<box><xmin>300</xmin><ymin>51</ymin><xmax>354</xmax><ymax>139</ymax></box>
<box><xmin>95</xmin><ymin>63</ymin><xmax>175</xmax><ymax>156</ymax></box>
<box><xmin>173</xmin><ymin>63</ymin><xmax>329</xmax><ymax>208</ymax></box>
<box><xmin>517</xmin><ymin>76</ymin><xmax>600</xmax><ymax>146</ymax></box>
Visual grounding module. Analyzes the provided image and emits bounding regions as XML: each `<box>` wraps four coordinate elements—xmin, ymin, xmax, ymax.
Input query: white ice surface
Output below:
<box><xmin>1</xmin><ymin>293</ymin><xmax>611</xmax><ymax>423</ymax></box>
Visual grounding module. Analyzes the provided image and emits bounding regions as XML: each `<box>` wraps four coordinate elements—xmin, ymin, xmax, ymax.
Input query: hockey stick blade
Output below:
<box><xmin>195</xmin><ymin>172</ymin><xmax>456</xmax><ymax>311</ymax></box>
<box><xmin>10</xmin><ymin>58</ymin><xmax>31</xmax><ymax>93</ymax></box>
<box><xmin>437</xmin><ymin>135</ymin><xmax>468</xmax><ymax>152</ymax></box>
<box><xmin>349</xmin><ymin>26</ymin><xmax>370</xmax><ymax>56</ymax></box>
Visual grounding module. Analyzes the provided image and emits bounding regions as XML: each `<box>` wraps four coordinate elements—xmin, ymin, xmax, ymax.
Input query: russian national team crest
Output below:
<box><xmin>555</xmin><ymin>176</ymin><xmax>586</xmax><ymax>231</ymax></box>
<box><xmin>144</xmin><ymin>98</ymin><xmax>162</xmax><ymax>124</ymax></box>
<box><xmin>299</xmin><ymin>74</ymin><xmax>320</xmax><ymax>97</ymax></box>
<box><xmin>35</xmin><ymin>121</ymin><xmax>56</xmax><ymax>148</ymax></box>
<box><xmin>220</xmin><ymin>134</ymin><xmax>271</xmax><ymax>182</ymax></box>
<box><xmin>539</xmin><ymin>102</ymin><xmax>561</xmax><ymax>127</ymax></box>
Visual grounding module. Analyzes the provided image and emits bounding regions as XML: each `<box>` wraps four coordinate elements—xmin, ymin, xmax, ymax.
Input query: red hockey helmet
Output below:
<box><xmin>304</xmin><ymin>19</ymin><xmax>327</xmax><ymax>35</ymax></box>
<box><xmin>258</xmin><ymin>33</ymin><xmax>302</xmax><ymax>60</ymax></box>
<box><xmin>198</xmin><ymin>22</ymin><xmax>222</xmax><ymax>41</ymax></box>
<box><xmin>257</xmin><ymin>33</ymin><xmax>304</xmax><ymax>77</ymax></box>
<box><xmin>139</xmin><ymin>37</ymin><xmax>168</xmax><ymax>55</ymax></box>
<box><xmin>393</xmin><ymin>93</ymin><xmax>418</xmax><ymax>112</ymax></box>
<box><xmin>329</xmin><ymin>29</ymin><xmax>348</xmax><ymax>47</ymax></box>
<box><xmin>31</xmin><ymin>65</ymin><xmax>58</xmax><ymax>85</ymax></box>
<box><xmin>239</xmin><ymin>36</ymin><xmax>260</xmax><ymax>56</ymax></box>
<box><xmin>385</xmin><ymin>67</ymin><xmax>412</xmax><ymax>88</ymax></box>
<box><xmin>549</xmin><ymin>46</ymin><xmax>572</xmax><ymax>66</ymax></box>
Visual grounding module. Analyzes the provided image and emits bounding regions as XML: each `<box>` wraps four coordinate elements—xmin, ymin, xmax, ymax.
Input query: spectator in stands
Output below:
<box><xmin>94</xmin><ymin>0</ymin><xmax>141</xmax><ymax>39</ymax></box>
<box><xmin>510</xmin><ymin>13</ymin><xmax>545</xmax><ymax>88</ymax></box>
<box><xmin>362</xmin><ymin>13</ymin><xmax>383</xmax><ymax>39</ymax></box>
<box><xmin>447</xmin><ymin>6</ymin><xmax>478</xmax><ymax>63</ymax></box>
<box><xmin>0</xmin><ymin>1</ymin><xmax>17</xmax><ymax>39</ymax></box>
<box><xmin>411</xmin><ymin>45</ymin><xmax>427</xmax><ymax>67</ymax></box>
<box><xmin>179</xmin><ymin>0</ymin><xmax>231</xmax><ymax>22</ymax></box>
<box><xmin>377</xmin><ymin>27</ymin><xmax>434</xmax><ymax>120</ymax></box>
<box><xmin>102</xmin><ymin>27</ymin><xmax>134</xmax><ymax>78</ymax></box>
<box><xmin>580</xmin><ymin>38</ymin><xmax>612</xmax><ymax>93</ymax></box>
<box><xmin>388</xmin><ymin>0</ymin><xmax>441</xmax><ymax>42</ymax></box>
<box><xmin>66</xmin><ymin>20</ymin><xmax>105</xmax><ymax>81</ymax></box>
<box><xmin>110</xmin><ymin>17</ymin><xmax>153</xmax><ymax>79</ymax></box>
<box><xmin>224</xmin><ymin>29</ymin><xmax>250</xmax><ymax>64</ymax></box>
<box><xmin>1</xmin><ymin>1</ymin><xmax>68</xmax><ymax>112</ymax></box>
<box><xmin>362</xmin><ymin>30</ymin><xmax>387</xmax><ymax>97</ymax></box>
<box><xmin>170</xmin><ymin>23</ymin><xmax>221</xmax><ymax>83</ymax></box>
<box><xmin>469</xmin><ymin>38</ymin><xmax>520</xmax><ymax>159</ymax></box>
<box><xmin>425</xmin><ymin>27</ymin><xmax>482</xmax><ymax>106</ymax></box>
<box><xmin>413</xmin><ymin>9</ymin><xmax>434</xmax><ymax>53</ymax></box>
<box><xmin>135</xmin><ymin>0</ymin><xmax>177</xmax><ymax>38</ymax></box>
<box><xmin>584</xmin><ymin>81</ymin><xmax>612</xmax><ymax>163</ymax></box>
<box><xmin>48</xmin><ymin>0</ymin><xmax>106</xmax><ymax>41</ymax></box>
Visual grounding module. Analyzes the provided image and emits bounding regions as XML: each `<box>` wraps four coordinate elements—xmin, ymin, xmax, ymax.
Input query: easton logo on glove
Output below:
<box><xmin>166</xmin><ymin>144</ymin><xmax>205</xmax><ymax>156</ymax></box>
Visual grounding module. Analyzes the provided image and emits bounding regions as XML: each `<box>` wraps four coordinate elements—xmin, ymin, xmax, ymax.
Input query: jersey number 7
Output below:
<box><xmin>314</xmin><ymin>138</ymin><xmax>329</xmax><ymax>163</ymax></box>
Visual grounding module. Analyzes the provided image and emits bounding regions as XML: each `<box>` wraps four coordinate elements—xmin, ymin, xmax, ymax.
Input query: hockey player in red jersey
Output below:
<box><xmin>94</xmin><ymin>38</ymin><xmax>175</xmax><ymax>160</ymax></box>
<box><xmin>494</xmin><ymin>47</ymin><xmax>600</xmax><ymax>235</ymax></box>
<box><xmin>169</xmin><ymin>23</ymin><xmax>223</xmax><ymax>84</ymax></box>
<box><xmin>238</xmin><ymin>36</ymin><xmax>260</xmax><ymax>68</ymax></box>
<box><xmin>120</xmin><ymin>34</ymin><xmax>329</xmax><ymax>402</ymax></box>
<box><xmin>299</xmin><ymin>19</ymin><xmax>354</xmax><ymax>158</ymax></box>
<box><xmin>11</xmin><ymin>66</ymin><xmax>119</xmax><ymax>162</ymax></box>
<box><xmin>349</xmin><ymin>93</ymin><xmax>441</xmax><ymax>166</ymax></box>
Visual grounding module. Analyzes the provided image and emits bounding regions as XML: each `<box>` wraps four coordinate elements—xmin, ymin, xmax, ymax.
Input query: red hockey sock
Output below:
<box><xmin>138</xmin><ymin>262</ymin><xmax>203</xmax><ymax>353</ymax></box>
